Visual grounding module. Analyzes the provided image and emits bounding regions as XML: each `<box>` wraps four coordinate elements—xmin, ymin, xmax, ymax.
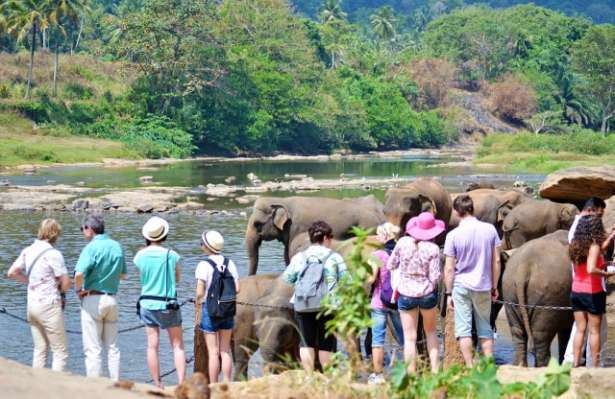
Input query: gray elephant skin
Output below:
<box><xmin>449</xmin><ymin>189</ymin><xmax>530</xmax><ymax>235</ymax></box>
<box><xmin>384</xmin><ymin>178</ymin><xmax>452</xmax><ymax>237</ymax></box>
<box><xmin>245</xmin><ymin>196</ymin><xmax>384</xmax><ymax>275</ymax></box>
<box><xmin>501</xmin><ymin>230</ymin><xmax>573</xmax><ymax>367</ymax></box>
<box><xmin>502</xmin><ymin>200</ymin><xmax>578</xmax><ymax>249</ymax></box>
<box><xmin>232</xmin><ymin>273</ymin><xmax>299</xmax><ymax>380</ymax></box>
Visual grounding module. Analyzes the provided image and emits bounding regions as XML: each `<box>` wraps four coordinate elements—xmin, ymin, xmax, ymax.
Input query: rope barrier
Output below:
<box><xmin>146</xmin><ymin>355</ymin><xmax>195</xmax><ymax>384</ymax></box>
<box><xmin>236</xmin><ymin>300</ymin><xmax>292</xmax><ymax>311</ymax></box>
<box><xmin>493</xmin><ymin>299</ymin><xmax>573</xmax><ymax>311</ymax></box>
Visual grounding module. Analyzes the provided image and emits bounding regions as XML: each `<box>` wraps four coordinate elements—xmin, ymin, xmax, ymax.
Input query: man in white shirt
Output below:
<box><xmin>564</xmin><ymin>197</ymin><xmax>609</xmax><ymax>366</ymax></box>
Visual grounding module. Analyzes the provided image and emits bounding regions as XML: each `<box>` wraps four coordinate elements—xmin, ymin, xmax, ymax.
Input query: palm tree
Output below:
<box><xmin>48</xmin><ymin>0</ymin><xmax>89</xmax><ymax>95</ymax></box>
<box><xmin>370</xmin><ymin>6</ymin><xmax>396</xmax><ymax>44</ymax></box>
<box><xmin>555</xmin><ymin>70</ymin><xmax>598</xmax><ymax>128</ymax></box>
<box><xmin>320</xmin><ymin>0</ymin><xmax>346</xmax><ymax>24</ymax></box>
<box><xmin>1</xmin><ymin>0</ymin><xmax>52</xmax><ymax>99</ymax></box>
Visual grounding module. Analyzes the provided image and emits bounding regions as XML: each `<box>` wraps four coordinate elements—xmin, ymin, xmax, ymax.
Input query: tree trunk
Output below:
<box><xmin>53</xmin><ymin>43</ymin><xmax>59</xmax><ymax>97</ymax></box>
<box><xmin>42</xmin><ymin>28</ymin><xmax>47</xmax><ymax>51</ymax></box>
<box><xmin>193</xmin><ymin>301</ymin><xmax>209</xmax><ymax>376</ymax></box>
<box><xmin>72</xmin><ymin>17</ymin><xmax>84</xmax><ymax>55</ymax></box>
<box><xmin>25</xmin><ymin>24</ymin><xmax>37</xmax><ymax>100</ymax></box>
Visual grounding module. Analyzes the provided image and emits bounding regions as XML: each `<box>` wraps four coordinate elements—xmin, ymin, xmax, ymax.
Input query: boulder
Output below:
<box><xmin>539</xmin><ymin>166</ymin><xmax>615</xmax><ymax>203</ymax></box>
<box><xmin>136</xmin><ymin>204</ymin><xmax>154</xmax><ymax>213</ymax></box>
<box><xmin>139</xmin><ymin>175</ymin><xmax>154</xmax><ymax>184</ymax></box>
<box><xmin>72</xmin><ymin>199</ymin><xmax>90</xmax><ymax>211</ymax></box>
<box><xmin>604</xmin><ymin>196</ymin><xmax>615</xmax><ymax>230</ymax></box>
<box><xmin>224</xmin><ymin>176</ymin><xmax>237</xmax><ymax>184</ymax></box>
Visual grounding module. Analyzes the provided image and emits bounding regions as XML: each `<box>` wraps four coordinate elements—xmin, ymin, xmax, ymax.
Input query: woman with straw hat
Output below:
<box><xmin>134</xmin><ymin>216</ymin><xmax>186</xmax><ymax>388</ymax></box>
<box><xmin>388</xmin><ymin>212</ymin><xmax>444</xmax><ymax>374</ymax></box>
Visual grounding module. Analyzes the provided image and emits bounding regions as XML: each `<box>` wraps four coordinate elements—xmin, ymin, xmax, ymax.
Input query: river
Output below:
<box><xmin>0</xmin><ymin>153</ymin><xmax>562</xmax><ymax>382</ymax></box>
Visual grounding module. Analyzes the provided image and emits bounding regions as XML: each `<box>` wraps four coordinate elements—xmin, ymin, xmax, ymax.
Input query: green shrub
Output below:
<box><xmin>63</xmin><ymin>83</ymin><xmax>95</xmax><ymax>100</ymax></box>
<box><xmin>0</xmin><ymin>83</ymin><xmax>10</xmax><ymax>99</ymax></box>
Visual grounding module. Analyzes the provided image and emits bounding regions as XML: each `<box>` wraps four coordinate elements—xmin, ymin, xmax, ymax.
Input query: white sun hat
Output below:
<box><xmin>202</xmin><ymin>230</ymin><xmax>224</xmax><ymax>254</ymax></box>
<box><xmin>142</xmin><ymin>216</ymin><xmax>170</xmax><ymax>242</ymax></box>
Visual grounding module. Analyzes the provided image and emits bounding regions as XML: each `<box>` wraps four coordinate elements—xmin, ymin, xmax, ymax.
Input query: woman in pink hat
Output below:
<box><xmin>387</xmin><ymin>211</ymin><xmax>444</xmax><ymax>374</ymax></box>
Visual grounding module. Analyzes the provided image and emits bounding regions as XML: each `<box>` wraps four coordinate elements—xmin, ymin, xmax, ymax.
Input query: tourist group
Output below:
<box><xmin>6</xmin><ymin>194</ymin><xmax>615</xmax><ymax>387</ymax></box>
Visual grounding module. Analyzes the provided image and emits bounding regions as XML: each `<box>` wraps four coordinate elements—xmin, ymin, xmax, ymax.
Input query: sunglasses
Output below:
<box><xmin>80</xmin><ymin>225</ymin><xmax>89</xmax><ymax>232</ymax></box>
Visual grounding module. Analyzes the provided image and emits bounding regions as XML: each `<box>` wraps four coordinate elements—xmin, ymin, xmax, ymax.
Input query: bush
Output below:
<box><xmin>63</xmin><ymin>83</ymin><xmax>95</xmax><ymax>100</ymax></box>
<box><xmin>408</xmin><ymin>58</ymin><xmax>457</xmax><ymax>109</ymax></box>
<box><xmin>488</xmin><ymin>74</ymin><xmax>537</xmax><ymax>124</ymax></box>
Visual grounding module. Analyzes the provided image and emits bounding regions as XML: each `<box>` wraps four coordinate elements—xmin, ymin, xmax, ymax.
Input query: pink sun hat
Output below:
<box><xmin>406</xmin><ymin>212</ymin><xmax>445</xmax><ymax>241</ymax></box>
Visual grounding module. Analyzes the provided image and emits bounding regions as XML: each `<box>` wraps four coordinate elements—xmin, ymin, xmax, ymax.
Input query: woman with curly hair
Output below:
<box><xmin>569</xmin><ymin>215</ymin><xmax>615</xmax><ymax>367</ymax></box>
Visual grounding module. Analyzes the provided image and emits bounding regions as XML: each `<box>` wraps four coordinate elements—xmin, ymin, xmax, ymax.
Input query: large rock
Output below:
<box><xmin>539</xmin><ymin>166</ymin><xmax>615</xmax><ymax>203</ymax></box>
<box><xmin>604</xmin><ymin>195</ymin><xmax>615</xmax><ymax>230</ymax></box>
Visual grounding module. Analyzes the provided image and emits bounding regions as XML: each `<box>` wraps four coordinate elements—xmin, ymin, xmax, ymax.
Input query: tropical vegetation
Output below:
<box><xmin>0</xmin><ymin>0</ymin><xmax>614</xmax><ymax>161</ymax></box>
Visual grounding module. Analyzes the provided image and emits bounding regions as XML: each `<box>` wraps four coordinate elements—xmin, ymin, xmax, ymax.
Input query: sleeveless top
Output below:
<box><xmin>572</xmin><ymin>256</ymin><xmax>605</xmax><ymax>294</ymax></box>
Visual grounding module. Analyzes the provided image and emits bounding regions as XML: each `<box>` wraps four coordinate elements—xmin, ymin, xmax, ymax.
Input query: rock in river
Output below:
<box><xmin>539</xmin><ymin>166</ymin><xmax>615</xmax><ymax>202</ymax></box>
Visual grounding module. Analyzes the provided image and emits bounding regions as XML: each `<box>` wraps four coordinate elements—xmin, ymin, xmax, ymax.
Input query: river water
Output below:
<box><xmin>0</xmin><ymin>154</ymin><xmax>553</xmax><ymax>382</ymax></box>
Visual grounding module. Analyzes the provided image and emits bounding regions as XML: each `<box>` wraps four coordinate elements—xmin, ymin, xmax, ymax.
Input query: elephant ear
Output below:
<box><xmin>559</xmin><ymin>206</ymin><xmax>577</xmax><ymax>228</ymax></box>
<box><xmin>496</xmin><ymin>201</ymin><xmax>513</xmax><ymax>224</ymax></box>
<box><xmin>273</xmin><ymin>205</ymin><xmax>290</xmax><ymax>230</ymax></box>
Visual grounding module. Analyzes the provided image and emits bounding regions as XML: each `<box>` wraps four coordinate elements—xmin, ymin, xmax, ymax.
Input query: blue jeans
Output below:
<box><xmin>371</xmin><ymin>308</ymin><xmax>404</xmax><ymax>347</ymax></box>
<box><xmin>200</xmin><ymin>309</ymin><xmax>234</xmax><ymax>333</ymax></box>
<box><xmin>452</xmin><ymin>286</ymin><xmax>493</xmax><ymax>339</ymax></box>
<box><xmin>397</xmin><ymin>291</ymin><xmax>438</xmax><ymax>311</ymax></box>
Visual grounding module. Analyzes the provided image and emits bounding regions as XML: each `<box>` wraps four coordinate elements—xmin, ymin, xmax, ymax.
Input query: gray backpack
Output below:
<box><xmin>293</xmin><ymin>251</ymin><xmax>335</xmax><ymax>313</ymax></box>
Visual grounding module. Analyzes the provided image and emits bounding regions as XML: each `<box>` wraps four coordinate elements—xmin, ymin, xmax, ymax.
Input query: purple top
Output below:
<box><xmin>443</xmin><ymin>216</ymin><xmax>501</xmax><ymax>292</ymax></box>
<box><xmin>370</xmin><ymin>249</ymin><xmax>388</xmax><ymax>310</ymax></box>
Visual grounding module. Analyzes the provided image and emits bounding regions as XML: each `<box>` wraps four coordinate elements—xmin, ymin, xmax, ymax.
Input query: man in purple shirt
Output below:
<box><xmin>444</xmin><ymin>194</ymin><xmax>502</xmax><ymax>366</ymax></box>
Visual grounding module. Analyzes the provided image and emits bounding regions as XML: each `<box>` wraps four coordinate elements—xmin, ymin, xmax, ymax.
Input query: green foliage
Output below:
<box><xmin>389</xmin><ymin>357</ymin><xmax>571</xmax><ymax>399</ymax></box>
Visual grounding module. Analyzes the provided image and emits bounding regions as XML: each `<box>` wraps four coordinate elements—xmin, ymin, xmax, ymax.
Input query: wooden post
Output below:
<box><xmin>194</xmin><ymin>302</ymin><xmax>208</xmax><ymax>375</ymax></box>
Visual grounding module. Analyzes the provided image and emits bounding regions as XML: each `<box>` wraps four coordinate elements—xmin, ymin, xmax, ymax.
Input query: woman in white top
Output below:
<box><xmin>7</xmin><ymin>219</ymin><xmax>71</xmax><ymax>371</ymax></box>
<box><xmin>195</xmin><ymin>230</ymin><xmax>240</xmax><ymax>383</ymax></box>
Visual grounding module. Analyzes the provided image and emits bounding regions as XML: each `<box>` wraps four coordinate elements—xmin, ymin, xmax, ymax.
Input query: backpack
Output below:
<box><xmin>377</xmin><ymin>246</ymin><xmax>398</xmax><ymax>310</ymax></box>
<box><xmin>205</xmin><ymin>257</ymin><xmax>237</xmax><ymax>319</ymax></box>
<box><xmin>293</xmin><ymin>251</ymin><xmax>335</xmax><ymax>313</ymax></box>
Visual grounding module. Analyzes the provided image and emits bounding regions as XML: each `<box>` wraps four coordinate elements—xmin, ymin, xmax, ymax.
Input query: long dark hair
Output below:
<box><xmin>569</xmin><ymin>215</ymin><xmax>606</xmax><ymax>264</ymax></box>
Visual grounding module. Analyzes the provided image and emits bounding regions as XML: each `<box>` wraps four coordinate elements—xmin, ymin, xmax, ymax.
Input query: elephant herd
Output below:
<box><xmin>232</xmin><ymin>177</ymin><xmax>601</xmax><ymax>378</ymax></box>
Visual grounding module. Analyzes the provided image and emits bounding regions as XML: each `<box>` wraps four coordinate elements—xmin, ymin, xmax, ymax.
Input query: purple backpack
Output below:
<box><xmin>374</xmin><ymin>249</ymin><xmax>397</xmax><ymax>310</ymax></box>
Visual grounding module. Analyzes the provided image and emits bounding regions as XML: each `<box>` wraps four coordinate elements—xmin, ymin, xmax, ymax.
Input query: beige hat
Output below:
<box><xmin>202</xmin><ymin>230</ymin><xmax>224</xmax><ymax>253</ymax></box>
<box><xmin>376</xmin><ymin>222</ymin><xmax>400</xmax><ymax>243</ymax></box>
<box><xmin>142</xmin><ymin>216</ymin><xmax>169</xmax><ymax>242</ymax></box>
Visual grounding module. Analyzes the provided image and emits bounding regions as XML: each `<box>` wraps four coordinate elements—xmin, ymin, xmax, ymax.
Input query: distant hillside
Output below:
<box><xmin>291</xmin><ymin>0</ymin><xmax>615</xmax><ymax>24</ymax></box>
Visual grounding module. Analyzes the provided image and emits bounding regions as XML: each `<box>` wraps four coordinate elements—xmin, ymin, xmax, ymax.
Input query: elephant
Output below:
<box><xmin>448</xmin><ymin>189</ymin><xmax>531</xmax><ymax>235</ymax></box>
<box><xmin>384</xmin><ymin>178</ymin><xmax>452</xmax><ymax>238</ymax></box>
<box><xmin>233</xmin><ymin>274</ymin><xmax>300</xmax><ymax>380</ymax></box>
<box><xmin>500</xmin><ymin>230</ymin><xmax>573</xmax><ymax>367</ymax></box>
<box><xmin>501</xmin><ymin>200</ymin><xmax>578</xmax><ymax>249</ymax></box>
<box><xmin>246</xmin><ymin>195</ymin><xmax>385</xmax><ymax>275</ymax></box>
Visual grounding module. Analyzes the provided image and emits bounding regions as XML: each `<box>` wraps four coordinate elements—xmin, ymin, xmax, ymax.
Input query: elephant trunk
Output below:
<box><xmin>246</xmin><ymin>226</ymin><xmax>262</xmax><ymax>275</ymax></box>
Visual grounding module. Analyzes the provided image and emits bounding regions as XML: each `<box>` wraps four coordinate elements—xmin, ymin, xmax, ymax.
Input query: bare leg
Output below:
<box><xmin>299</xmin><ymin>347</ymin><xmax>315</xmax><ymax>372</ymax></box>
<box><xmin>218</xmin><ymin>329</ymin><xmax>233</xmax><ymax>381</ymax></box>
<box><xmin>479</xmin><ymin>337</ymin><xmax>494</xmax><ymax>358</ymax></box>
<box><xmin>458</xmin><ymin>337</ymin><xmax>474</xmax><ymax>367</ymax></box>
<box><xmin>318</xmin><ymin>350</ymin><xmax>333</xmax><ymax>368</ymax></box>
<box><xmin>400</xmin><ymin>308</ymin><xmax>419</xmax><ymax>374</ymax></box>
<box><xmin>372</xmin><ymin>347</ymin><xmax>384</xmax><ymax>373</ymax></box>
<box><xmin>145</xmin><ymin>327</ymin><xmax>161</xmax><ymax>387</ymax></box>
<box><xmin>204</xmin><ymin>332</ymin><xmax>220</xmax><ymax>383</ymax></box>
<box><xmin>420</xmin><ymin>307</ymin><xmax>439</xmax><ymax>373</ymax></box>
<box><xmin>167</xmin><ymin>326</ymin><xmax>186</xmax><ymax>384</ymax></box>
<box><xmin>573</xmin><ymin>311</ymin><xmax>588</xmax><ymax>367</ymax></box>
<box><xmin>587</xmin><ymin>314</ymin><xmax>602</xmax><ymax>368</ymax></box>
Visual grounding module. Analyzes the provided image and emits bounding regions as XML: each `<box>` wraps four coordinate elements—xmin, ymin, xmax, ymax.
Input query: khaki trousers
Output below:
<box><xmin>27</xmin><ymin>301</ymin><xmax>68</xmax><ymax>371</ymax></box>
<box><xmin>80</xmin><ymin>294</ymin><xmax>120</xmax><ymax>381</ymax></box>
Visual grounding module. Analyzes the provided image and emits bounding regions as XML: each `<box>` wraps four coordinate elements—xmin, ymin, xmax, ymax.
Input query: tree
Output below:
<box><xmin>48</xmin><ymin>0</ymin><xmax>89</xmax><ymax>96</ymax></box>
<box><xmin>319</xmin><ymin>0</ymin><xmax>345</xmax><ymax>24</ymax></box>
<box><xmin>572</xmin><ymin>25</ymin><xmax>615</xmax><ymax>134</ymax></box>
<box><xmin>1</xmin><ymin>0</ymin><xmax>52</xmax><ymax>98</ymax></box>
<box><xmin>370</xmin><ymin>6</ymin><xmax>396</xmax><ymax>43</ymax></box>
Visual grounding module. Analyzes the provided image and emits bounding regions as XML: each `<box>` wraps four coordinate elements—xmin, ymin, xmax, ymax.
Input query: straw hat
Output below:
<box><xmin>405</xmin><ymin>212</ymin><xmax>445</xmax><ymax>241</ymax></box>
<box><xmin>202</xmin><ymin>230</ymin><xmax>224</xmax><ymax>254</ymax></box>
<box><xmin>142</xmin><ymin>216</ymin><xmax>169</xmax><ymax>242</ymax></box>
<box><xmin>376</xmin><ymin>222</ymin><xmax>400</xmax><ymax>243</ymax></box>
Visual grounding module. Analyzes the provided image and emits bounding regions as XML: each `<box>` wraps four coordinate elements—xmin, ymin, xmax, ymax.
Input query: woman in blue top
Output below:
<box><xmin>134</xmin><ymin>216</ymin><xmax>185</xmax><ymax>388</ymax></box>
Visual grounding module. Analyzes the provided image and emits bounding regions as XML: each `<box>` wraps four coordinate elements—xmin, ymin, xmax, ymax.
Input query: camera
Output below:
<box><xmin>166</xmin><ymin>300</ymin><xmax>180</xmax><ymax>310</ymax></box>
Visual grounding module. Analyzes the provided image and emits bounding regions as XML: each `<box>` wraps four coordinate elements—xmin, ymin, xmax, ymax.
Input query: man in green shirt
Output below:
<box><xmin>75</xmin><ymin>214</ymin><xmax>126</xmax><ymax>381</ymax></box>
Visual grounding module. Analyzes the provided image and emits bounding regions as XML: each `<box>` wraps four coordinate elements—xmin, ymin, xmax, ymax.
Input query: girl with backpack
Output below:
<box><xmin>387</xmin><ymin>212</ymin><xmax>444</xmax><ymax>374</ymax></box>
<box><xmin>194</xmin><ymin>230</ymin><xmax>239</xmax><ymax>383</ymax></box>
<box><xmin>366</xmin><ymin>222</ymin><xmax>404</xmax><ymax>385</ymax></box>
<box><xmin>283</xmin><ymin>221</ymin><xmax>347</xmax><ymax>372</ymax></box>
<box><xmin>134</xmin><ymin>216</ymin><xmax>186</xmax><ymax>388</ymax></box>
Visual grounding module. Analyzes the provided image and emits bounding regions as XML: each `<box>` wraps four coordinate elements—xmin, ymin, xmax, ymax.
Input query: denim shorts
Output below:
<box><xmin>200</xmin><ymin>310</ymin><xmax>234</xmax><ymax>333</ymax></box>
<box><xmin>371</xmin><ymin>308</ymin><xmax>404</xmax><ymax>347</ymax></box>
<box><xmin>140</xmin><ymin>307</ymin><xmax>182</xmax><ymax>329</ymax></box>
<box><xmin>397</xmin><ymin>291</ymin><xmax>438</xmax><ymax>311</ymax></box>
<box><xmin>452</xmin><ymin>286</ymin><xmax>493</xmax><ymax>339</ymax></box>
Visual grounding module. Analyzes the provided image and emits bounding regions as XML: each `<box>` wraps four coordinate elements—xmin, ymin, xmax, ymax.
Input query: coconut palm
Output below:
<box><xmin>1</xmin><ymin>0</ymin><xmax>53</xmax><ymax>99</ymax></box>
<box><xmin>555</xmin><ymin>71</ymin><xmax>598</xmax><ymax>127</ymax></box>
<box><xmin>319</xmin><ymin>0</ymin><xmax>346</xmax><ymax>24</ymax></box>
<box><xmin>370</xmin><ymin>6</ymin><xmax>396</xmax><ymax>44</ymax></box>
